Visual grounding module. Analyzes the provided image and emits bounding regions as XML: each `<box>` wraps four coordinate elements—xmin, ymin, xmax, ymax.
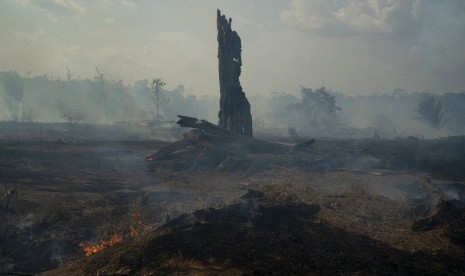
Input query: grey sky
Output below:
<box><xmin>0</xmin><ymin>0</ymin><xmax>464</xmax><ymax>96</ymax></box>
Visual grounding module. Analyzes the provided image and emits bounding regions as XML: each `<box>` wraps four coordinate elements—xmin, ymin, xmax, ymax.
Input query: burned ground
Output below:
<box><xmin>1</xmin><ymin>136</ymin><xmax>465</xmax><ymax>275</ymax></box>
<box><xmin>41</xmin><ymin>199</ymin><xmax>465</xmax><ymax>275</ymax></box>
<box><xmin>148</xmin><ymin>121</ymin><xmax>465</xmax><ymax>179</ymax></box>
<box><xmin>42</xmin><ymin>168</ymin><xmax>465</xmax><ymax>275</ymax></box>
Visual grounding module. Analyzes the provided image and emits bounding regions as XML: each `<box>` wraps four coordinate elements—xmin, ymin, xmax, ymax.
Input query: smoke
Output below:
<box><xmin>250</xmin><ymin>88</ymin><xmax>465</xmax><ymax>139</ymax></box>
<box><xmin>0</xmin><ymin>71</ymin><xmax>24</xmax><ymax>121</ymax></box>
<box><xmin>0</xmin><ymin>71</ymin><xmax>464</xmax><ymax>139</ymax></box>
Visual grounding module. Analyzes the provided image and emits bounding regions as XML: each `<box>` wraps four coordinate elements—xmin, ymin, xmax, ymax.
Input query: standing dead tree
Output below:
<box><xmin>95</xmin><ymin>67</ymin><xmax>107</xmax><ymax>124</ymax></box>
<box><xmin>149</xmin><ymin>78</ymin><xmax>167</xmax><ymax>121</ymax></box>
<box><xmin>217</xmin><ymin>9</ymin><xmax>253</xmax><ymax>137</ymax></box>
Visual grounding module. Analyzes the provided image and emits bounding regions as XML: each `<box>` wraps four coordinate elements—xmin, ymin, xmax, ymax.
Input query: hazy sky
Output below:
<box><xmin>0</xmin><ymin>0</ymin><xmax>464</xmax><ymax>96</ymax></box>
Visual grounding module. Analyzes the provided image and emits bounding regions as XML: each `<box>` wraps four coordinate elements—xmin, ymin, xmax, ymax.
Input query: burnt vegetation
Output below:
<box><xmin>0</xmin><ymin>9</ymin><xmax>465</xmax><ymax>276</ymax></box>
<box><xmin>217</xmin><ymin>10</ymin><xmax>253</xmax><ymax>137</ymax></box>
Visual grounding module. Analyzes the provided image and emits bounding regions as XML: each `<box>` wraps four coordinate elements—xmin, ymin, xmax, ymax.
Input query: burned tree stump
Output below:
<box><xmin>217</xmin><ymin>9</ymin><xmax>253</xmax><ymax>137</ymax></box>
<box><xmin>144</xmin><ymin>12</ymin><xmax>319</xmax><ymax>173</ymax></box>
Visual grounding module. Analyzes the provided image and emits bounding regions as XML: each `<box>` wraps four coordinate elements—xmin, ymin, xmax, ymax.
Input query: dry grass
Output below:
<box><xmin>247</xmin><ymin>168</ymin><xmax>462</xmax><ymax>254</ymax></box>
<box><xmin>1</xmin><ymin>141</ymin><xmax>464</xmax><ymax>274</ymax></box>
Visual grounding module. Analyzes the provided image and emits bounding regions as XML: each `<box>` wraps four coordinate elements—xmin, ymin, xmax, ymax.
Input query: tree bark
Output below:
<box><xmin>217</xmin><ymin>9</ymin><xmax>253</xmax><ymax>137</ymax></box>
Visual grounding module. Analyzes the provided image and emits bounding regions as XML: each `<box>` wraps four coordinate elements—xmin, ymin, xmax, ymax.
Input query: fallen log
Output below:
<box><xmin>177</xmin><ymin>115</ymin><xmax>238</xmax><ymax>138</ymax></box>
<box><xmin>146</xmin><ymin>116</ymin><xmax>297</xmax><ymax>172</ymax></box>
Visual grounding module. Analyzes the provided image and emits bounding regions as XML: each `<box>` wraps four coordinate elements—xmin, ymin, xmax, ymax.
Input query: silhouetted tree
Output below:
<box><xmin>416</xmin><ymin>97</ymin><xmax>447</xmax><ymax>129</ymax></box>
<box><xmin>94</xmin><ymin>67</ymin><xmax>107</xmax><ymax>124</ymax></box>
<box><xmin>287</xmin><ymin>86</ymin><xmax>341</xmax><ymax>131</ymax></box>
<box><xmin>301</xmin><ymin>86</ymin><xmax>340</xmax><ymax>115</ymax></box>
<box><xmin>149</xmin><ymin>78</ymin><xmax>167</xmax><ymax>121</ymax></box>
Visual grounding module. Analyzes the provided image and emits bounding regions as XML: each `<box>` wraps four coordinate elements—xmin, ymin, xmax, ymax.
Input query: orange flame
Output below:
<box><xmin>79</xmin><ymin>234</ymin><xmax>123</xmax><ymax>257</ymax></box>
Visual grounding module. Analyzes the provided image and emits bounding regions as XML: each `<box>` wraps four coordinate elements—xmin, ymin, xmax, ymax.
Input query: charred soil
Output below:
<box><xmin>0</xmin><ymin>137</ymin><xmax>464</xmax><ymax>275</ymax></box>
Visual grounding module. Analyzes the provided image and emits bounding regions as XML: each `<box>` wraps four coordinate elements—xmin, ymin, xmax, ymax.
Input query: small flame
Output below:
<box><xmin>79</xmin><ymin>234</ymin><xmax>123</xmax><ymax>257</ymax></box>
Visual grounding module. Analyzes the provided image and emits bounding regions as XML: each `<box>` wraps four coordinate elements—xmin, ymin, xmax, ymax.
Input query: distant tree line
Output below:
<box><xmin>0</xmin><ymin>70</ymin><xmax>219</xmax><ymax>125</ymax></box>
<box><xmin>1</xmin><ymin>70</ymin><xmax>464</xmax><ymax>138</ymax></box>
<box><xmin>251</xmin><ymin>87</ymin><xmax>465</xmax><ymax>138</ymax></box>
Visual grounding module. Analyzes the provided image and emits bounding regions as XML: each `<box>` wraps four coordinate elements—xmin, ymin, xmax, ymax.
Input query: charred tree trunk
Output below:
<box><xmin>217</xmin><ymin>9</ymin><xmax>253</xmax><ymax>137</ymax></box>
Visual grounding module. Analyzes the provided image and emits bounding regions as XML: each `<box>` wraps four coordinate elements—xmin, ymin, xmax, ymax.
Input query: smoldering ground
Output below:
<box><xmin>1</xmin><ymin>134</ymin><xmax>465</xmax><ymax>274</ymax></box>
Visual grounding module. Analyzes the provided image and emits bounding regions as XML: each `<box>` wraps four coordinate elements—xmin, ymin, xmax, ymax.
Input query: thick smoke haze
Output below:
<box><xmin>1</xmin><ymin>70</ymin><xmax>464</xmax><ymax>140</ymax></box>
<box><xmin>0</xmin><ymin>0</ymin><xmax>464</xmax><ymax>96</ymax></box>
<box><xmin>0</xmin><ymin>0</ymin><xmax>464</xmax><ymax>139</ymax></box>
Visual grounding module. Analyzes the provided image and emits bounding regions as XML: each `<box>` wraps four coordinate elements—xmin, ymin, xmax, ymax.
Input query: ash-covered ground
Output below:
<box><xmin>0</xmin><ymin>135</ymin><xmax>464</xmax><ymax>275</ymax></box>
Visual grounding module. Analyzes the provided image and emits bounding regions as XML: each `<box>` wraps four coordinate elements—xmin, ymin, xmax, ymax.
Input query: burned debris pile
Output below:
<box><xmin>145</xmin><ymin>115</ymin><xmax>298</xmax><ymax>172</ymax></box>
<box><xmin>146</xmin><ymin>117</ymin><xmax>465</xmax><ymax>176</ymax></box>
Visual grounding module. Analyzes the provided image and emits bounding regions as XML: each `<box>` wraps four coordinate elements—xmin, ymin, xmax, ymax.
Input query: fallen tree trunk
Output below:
<box><xmin>177</xmin><ymin>115</ymin><xmax>238</xmax><ymax>137</ymax></box>
<box><xmin>146</xmin><ymin>116</ymin><xmax>298</xmax><ymax>172</ymax></box>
